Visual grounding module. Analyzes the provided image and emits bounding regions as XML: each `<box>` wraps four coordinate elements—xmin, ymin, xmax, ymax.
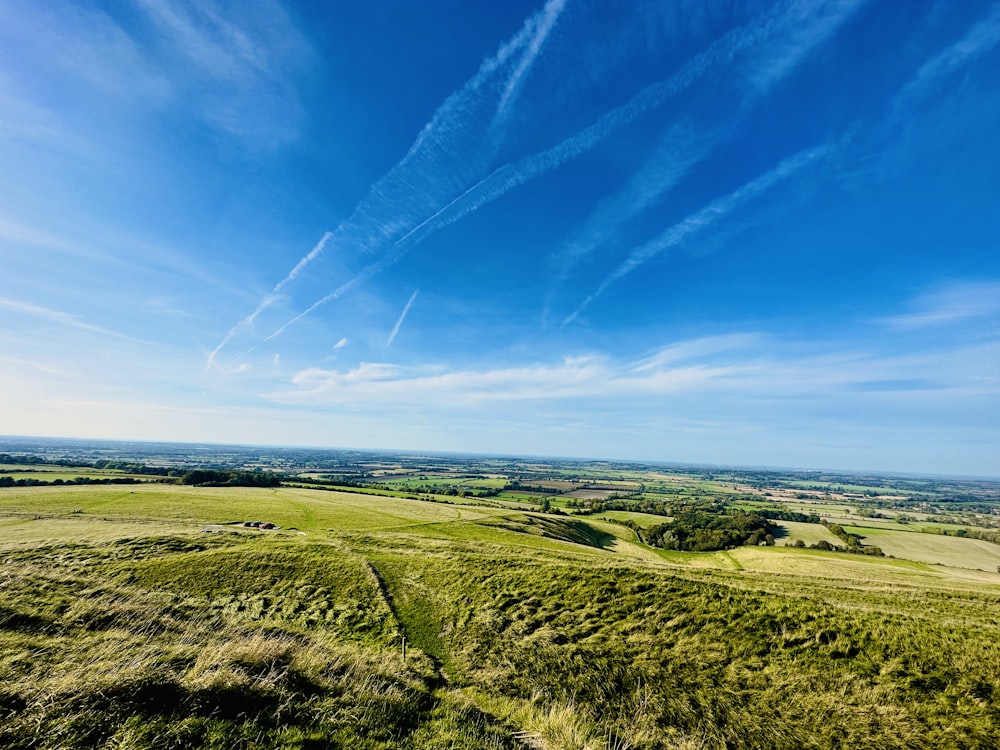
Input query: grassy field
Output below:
<box><xmin>2</xmin><ymin>483</ymin><xmax>1000</xmax><ymax>749</ymax></box>
<box><xmin>772</xmin><ymin>520</ymin><xmax>845</xmax><ymax>548</ymax></box>
<box><xmin>844</xmin><ymin>524</ymin><xmax>1000</xmax><ymax>571</ymax></box>
<box><xmin>593</xmin><ymin>510</ymin><xmax>672</xmax><ymax>528</ymax></box>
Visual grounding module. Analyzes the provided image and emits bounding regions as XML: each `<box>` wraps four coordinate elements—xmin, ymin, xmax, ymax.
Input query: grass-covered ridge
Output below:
<box><xmin>0</xmin><ymin>481</ymin><xmax>999</xmax><ymax>748</ymax></box>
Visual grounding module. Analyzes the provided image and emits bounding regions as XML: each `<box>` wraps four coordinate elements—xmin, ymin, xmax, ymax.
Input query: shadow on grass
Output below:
<box><xmin>493</xmin><ymin>514</ymin><xmax>616</xmax><ymax>549</ymax></box>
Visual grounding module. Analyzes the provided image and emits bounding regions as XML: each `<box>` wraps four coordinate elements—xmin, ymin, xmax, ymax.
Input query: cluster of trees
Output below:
<box><xmin>507</xmin><ymin>481</ymin><xmax>562</xmax><ymax>495</ymax></box>
<box><xmin>570</xmin><ymin>496</ymin><xmax>671</xmax><ymax>517</ymax></box>
<box><xmin>640</xmin><ymin>508</ymin><xmax>774</xmax><ymax>552</ymax></box>
<box><xmin>536</xmin><ymin>497</ymin><xmax>567</xmax><ymax>514</ymax></box>
<box><xmin>90</xmin><ymin>460</ymin><xmax>178</xmax><ymax>477</ymax></box>
<box><xmin>924</xmin><ymin>525</ymin><xmax>1000</xmax><ymax>546</ymax></box>
<box><xmin>178</xmin><ymin>470</ymin><xmax>281</xmax><ymax>487</ymax></box>
<box><xmin>787</xmin><ymin>523</ymin><xmax>886</xmax><ymax>556</ymax></box>
<box><xmin>759</xmin><ymin>507</ymin><xmax>822</xmax><ymax>524</ymax></box>
<box><xmin>435</xmin><ymin>486</ymin><xmax>502</xmax><ymax>498</ymax></box>
<box><xmin>0</xmin><ymin>476</ymin><xmax>144</xmax><ymax>488</ymax></box>
<box><xmin>788</xmin><ymin>537</ymin><xmax>886</xmax><ymax>556</ymax></box>
<box><xmin>824</xmin><ymin>522</ymin><xmax>884</xmax><ymax>555</ymax></box>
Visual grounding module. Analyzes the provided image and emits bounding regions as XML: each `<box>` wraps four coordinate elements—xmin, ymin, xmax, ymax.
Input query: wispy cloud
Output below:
<box><xmin>0</xmin><ymin>354</ymin><xmax>72</xmax><ymax>378</ymax></box>
<box><xmin>265</xmin><ymin>329</ymin><xmax>1000</xmax><ymax>417</ymax></box>
<box><xmin>385</xmin><ymin>289</ymin><xmax>420</xmax><ymax>351</ymax></box>
<box><xmin>630</xmin><ymin>334</ymin><xmax>765</xmax><ymax>373</ymax></box>
<box><xmin>389</xmin><ymin>0</ymin><xmax>867</xmax><ymax>298</ymax></box>
<box><xmin>890</xmin><ymin>2</ymin><xmax>1000</xmax><ymax>123</ymax></box>
<box><xmin>207</xmin><ymin>231</ymin><xmax>332</xmax><ymax>368</ymax></box>
<box><xmin>252</xmin><ymin>0</ymin><xmax>862</xmax><ymax>349</ymax></box>
<box><xmin>0</xmin><ymin>214</ymin><xmax>95</xmax><ymax>259</ymax></box>
<box><xmin>565</xmin><ymin>144</ymin><xmax>833</xmax><ymax>324</ymax></box>
<box><xmin>0</xmin><ymin>0</ymin><xmax>313</xmax><ymax>154</ymax></box>
<box><xmin>541</xmin><ymin>0</ymin><xmax>868</xmax><ymax>322</ymax></box>
<box><xmin>745</xmin><ymin>0</ymin><xmax>869</xmax><ymax>91</ymax></box>
<box><xmin>0</xmin><ymin>296</ymin><xmax>135</xmax><ymax>341</ymax></box>
<box><xmin>879</xmin><ymin>281</ymin><xmax>1000</xmax><ymax>330</ymax></box>
<box><xmin>559</xmin><ymin>3</ymin><xmax>1000</xmax><ymax>331</ymax></box>
<box><xmin>545</xmin><ymin>124</ymin><xmax>711</xmax><ymax>280</ymax></box>
<box><xmin>567</xmin><ymin>3</ymin><xmax>999</xmax><ymax>326</ymax></box>
<box><xmin>333</xmin><ymin>337</ymin><xmax>348</xmax><ymax>350</ymax></box>
<box><xmin>134</xmin><ymin>0</ymin><xmax>315</xmax><ymax>145</ymax></box>
<box><xmin>838</xmin><ymin>3</ymin><xmax>1000</xmax><ymax>189</ymax></box>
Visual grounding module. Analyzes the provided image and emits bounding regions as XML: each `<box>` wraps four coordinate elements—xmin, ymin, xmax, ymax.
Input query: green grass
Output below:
<box><xmin>2</xmin><ymin>483</ymin><xmax>1000</xmax><ymax>748</ymax></box>
<box><xmin>593</xmin><ymin>510</ymin><xmax>671</xmax><ymax>528</ymax></box>
<box><xmin>0</xmin><ymin>484</ymin><xmax>503</xmax><ymax>532</ymax></box>
<box><xmin>843</xmin><ymin>525</ymin><xmax>1000</xmax><ymax>571</ymax></box>
<box><xmin>772</xmin><ymin>520</ymin><xmax>845</xmax><ymax>548</ymax></box>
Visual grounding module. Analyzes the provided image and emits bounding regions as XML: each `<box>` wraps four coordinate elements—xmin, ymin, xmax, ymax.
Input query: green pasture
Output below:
<box><xmin>844</xmin><ymin>525</ymin><xmax>1000</xmax><ymax>571</ymax></box>
<box><xmin>768</xmin><ymin>499</ymin><xmax>858</xmax><ymax>517</ymax></box>
<box><xmin>772</xmin><ymin>520</ymin><xmax>845</xmax><ymax>548</ymax></box>
<box><xmin>456</xmin><ymin>477</ymin><xmax>508</xmax><ymax>489</ymax></box>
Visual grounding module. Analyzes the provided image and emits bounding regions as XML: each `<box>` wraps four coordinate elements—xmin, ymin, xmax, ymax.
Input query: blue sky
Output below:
<box><xmin>1</xmin><ymin>0</ymin><xmax>999</xmax><ymax>475</ymax></box>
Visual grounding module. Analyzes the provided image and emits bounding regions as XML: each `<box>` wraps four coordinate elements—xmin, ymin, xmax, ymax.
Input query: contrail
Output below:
<box><xmin>259</xmin><ymin>255</ymin><xmax>392</xmax><ymax>345</ymax></box>
<box><xmin>889</xmin><ymin>2</ymin><xmax>1000</xmax><ymax>124</ymax></box>
<box><xmin>562</xmin><ymin>2</ymin><xmax>1000</xmax><ymax>327</ymax></box>
<box><xmin>210</xmin><ymin>0</ymin><xmax>566</xmax><ymax>363</ymax></box>
<box><xmin>253</xmin><ymin>5</ymin><xmax>814</xmax><ymax>344</ymax></box>
<box><xmin>494</xmin><ymin>0</ymin><xmax>567</xmax><ymax>126</ymax></box>
<box><xmin>548</xmin><ymin>124</ymin><xmax>712</xmax><ymax>278</ymax></box>
<box><xmin>545</xmin><ymin>0</ymin><xmax>870</xmax><ymax>284</ymax></box>
<box><xmin>207</xmin><ymin>231</ymin><xmax>331</xmax><ymax>367</ymax></box>
<box><xmin>564</xmin><ymin>145</ymin><xmax>834</xmax><ymax>325</ymax></box>
<box><xmin>380</xmin><ymin>0</ymin><xmax>840</xmax><ymax>255</ymax></box>
<box><xmin>385</xmin><ymin>289</ymin><xmax>420</xmax><ymax>350</ymax></box>
<box><xmin>256</xmin><ymin>0</ymin><xmax>867</xmax><ymax>344</ymax></box>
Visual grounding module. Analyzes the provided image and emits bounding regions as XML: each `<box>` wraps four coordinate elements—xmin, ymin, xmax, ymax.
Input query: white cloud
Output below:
<box><xmin>879</xmin><ymin>281</ymin><xmax>1000</xmax><ymax>330</ymax></box>
<box><xmin>135</xmin><ymin>0</ymin><xmax>316</xmax><ymax>145</ymax></box>
<box><xmin>268</xmin><ymin>347</ymin><xmax>745</xmax><ymax>407</ymax></box>
<box><xmin>263</xmin><ymin>322</ymin><xmax>1000</xmax><ymax>424</ymax></box>
<box><xmin>630</xmin><ymin>334</ymin><xmax>764</xmax><ymax>372</ymax></box>
<box><xmin>0</xmin><ymin>296</ymin><xmax>135</xmax><ymax>341</ymax></box>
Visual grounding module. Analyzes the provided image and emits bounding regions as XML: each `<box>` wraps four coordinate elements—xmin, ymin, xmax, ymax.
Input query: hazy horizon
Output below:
<box><xmin>2</xmin><ymin>1</ymin><xmax>999</xmax><ymax>475</ymax></box>
<box><xmin>4</xmin><ymin>433</ymin><xmax>1000</xmax><ymax>482</ymax></box>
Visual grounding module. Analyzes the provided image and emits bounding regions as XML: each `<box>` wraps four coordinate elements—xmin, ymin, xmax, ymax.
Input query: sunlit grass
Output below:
<box><xmin>1</xmin><ymin>483</ymin><xmax>999</xmax><ymax>748</ymax></box>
